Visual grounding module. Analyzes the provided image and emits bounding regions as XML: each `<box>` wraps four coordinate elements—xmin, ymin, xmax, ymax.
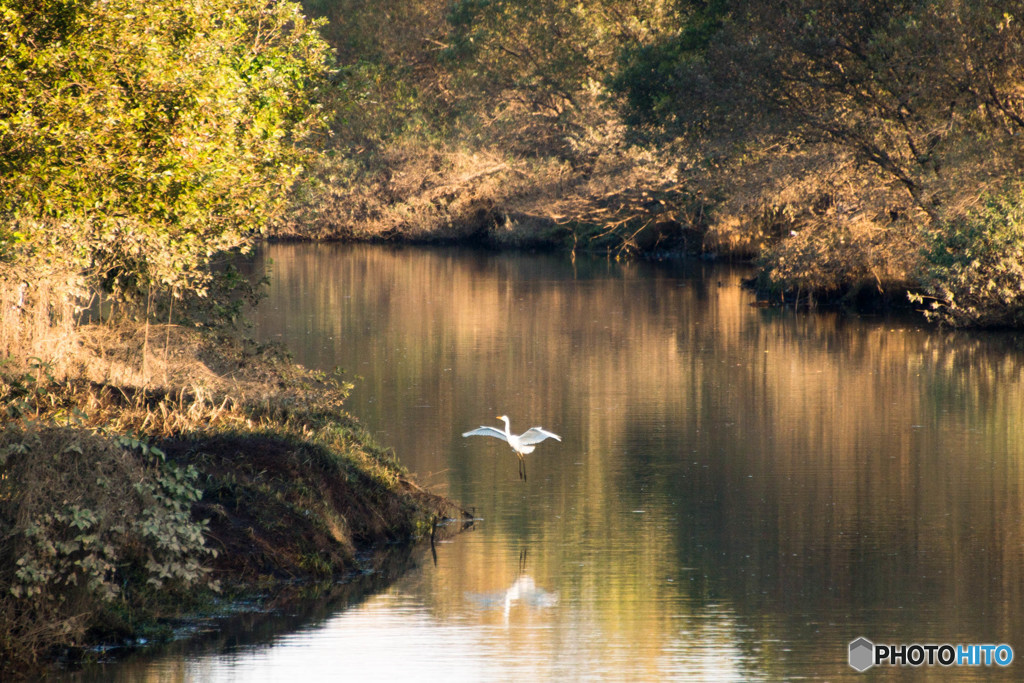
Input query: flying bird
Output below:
<box><xmin>462</xmin><ymin>415</ymin><xmax>561</xmax><ymax>481</ymax></box>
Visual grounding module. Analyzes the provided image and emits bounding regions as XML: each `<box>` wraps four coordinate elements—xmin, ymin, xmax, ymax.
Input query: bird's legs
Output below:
<box><xmin>518</xmin><ymin>455</ymin><xmax>527</xmax><ymax>481</ymax></box>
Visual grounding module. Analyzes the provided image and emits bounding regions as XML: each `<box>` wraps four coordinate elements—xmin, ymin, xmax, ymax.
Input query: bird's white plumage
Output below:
<box><xmin>462</xmin><ymin>415</ymin><xmax>561</xmax><ymax>479</ymax></box>
<box><xmin>461</xmin><ymin>425</ymin><xmax>509</xmax><ymax>440</ymax></box>
<box><xmin>517</xmin><ymin>427</ymin><xmax>561</xmax><ymax>446</ymax></box>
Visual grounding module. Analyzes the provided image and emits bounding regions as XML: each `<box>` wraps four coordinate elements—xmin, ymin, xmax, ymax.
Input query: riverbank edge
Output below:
<box><xmin>0</xmin><ymin>326</ymin><xmax>473</xmax><ymax>676</ymax></box>
<box><xmin>267</xmin><ymin>220</ymin><xmax>922</xmax><ymax>315</ymax></box>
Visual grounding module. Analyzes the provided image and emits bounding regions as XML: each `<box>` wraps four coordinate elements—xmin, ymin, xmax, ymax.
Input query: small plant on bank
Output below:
<box><xmin>0</xmin><ymin>426</ymin><xmax>217</xmax><ymax>669</ymax></box>
<box><xmin>913</xmin><ymin>187</ymin><xmax>1024</xmax><ymax>327</ymax></box>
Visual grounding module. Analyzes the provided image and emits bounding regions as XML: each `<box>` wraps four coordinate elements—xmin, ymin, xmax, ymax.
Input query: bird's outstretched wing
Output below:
<box><xmin>518</xmin><ymin>428</ymin><xmax>561</xmax><ymax>446</ymax></box>
<box><xmin>462</xmin><ymin>426</ymin><xmax>509</xmax><ymax>441</ymax></box>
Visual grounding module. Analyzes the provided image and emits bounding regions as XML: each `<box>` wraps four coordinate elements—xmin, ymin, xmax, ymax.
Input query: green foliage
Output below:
<box><xmin>445</xmin><ymin>0</ymin><xmax>676</xmax><ymax>118</ymax></box>
<box><xmin>1</xmin><ymin>357</ymin><xmax>59</xmax><ymax>420</ymax></box>
<box><xmin>0</xmin><ymin>425</ymin><xmax>218</xmax><ymax>667</ymax></box>
<box><xmin>2</xmin><ymin>428</ymin><xmax>216</xmax><ymax>599</ymax></box>
<box><xmin>0</xmin><ymin>0</ymin><xmax>333</xmax><ymax>302</ymax></box>
<box><xmin>300</xmin><ymin>0</ymin><xmax>452</xmax><ymax>146</ymax></box>
<box><xmin>914</xmin><ymin>188</ymin><xmax>1024</xmax><ymax>327</ymax></box>
<box><xmin>132</xmin><ymin>453</ymin><xmax>214</xmax><ymax>590</ymax></box>
<box><xmin>609</xmin><ymin>0</ymin><xmax>728</xmax><ymax>131</ymax></box>
<box><xmin>447</xmin><ymin>0</ymin><xmax>601</xmax><ymax>110</ymax></box>
<box><xmin>607</xmin><ymin>1</ymin><xmax>1024</xmax><ymax>213</ymax></box>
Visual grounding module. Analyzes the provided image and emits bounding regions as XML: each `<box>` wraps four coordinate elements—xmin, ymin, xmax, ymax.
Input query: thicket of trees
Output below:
<box><xmin>284</xmin><ymin>0</ymin><xmax>1024</xmax><ymax>325</ymax></box>
<box><xmin>625</xmin><ymin>1</ymin><xmax>1024</xmax><ymax>324</ymax></box>
<box><xmin>432</xmin><ymin>0</ymin><xmax>1024</xmax><ymax>325</ymax></box>
<box><xmin>0</xmin><ymin>0</ymin><xmax>331</xmax><ymax>320</ymax></box>
<box><xmin>4</xmin><ymin>0</ymin><xmax>1024</xmax><ymax>329</ymax></box>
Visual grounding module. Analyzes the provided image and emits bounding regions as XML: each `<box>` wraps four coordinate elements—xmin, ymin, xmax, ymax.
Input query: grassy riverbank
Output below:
<box><xmin>0</xmin><ymin>324</ymin><xmax>468</xmax><ymax>675</ymax></box>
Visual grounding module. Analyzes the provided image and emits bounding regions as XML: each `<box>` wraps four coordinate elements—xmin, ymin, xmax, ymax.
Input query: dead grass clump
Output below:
<box><xmin>0</xmin><ymin>365</ymin><xmax>465</xmax><ymax>584</ymax></box>
<box><xmin>73</xmin><ymin>322</ymin><xmax>317</xmax><ymax>399</ymax></box>
<box><xmin>0</xmin><ymin>267</ymin><xmax>85</xmax><ymax>377</ymax></box>
<box><xmin>279</xmin><ymin>141</ymin><xmax>572</xmax><ymax>243</ymax></box>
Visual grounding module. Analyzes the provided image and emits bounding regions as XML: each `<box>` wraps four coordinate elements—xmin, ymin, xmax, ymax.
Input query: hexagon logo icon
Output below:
<box><xmin>849</xmin><ymin>637</ymin><xmax>875</xmax><ymax>671</ymax></box>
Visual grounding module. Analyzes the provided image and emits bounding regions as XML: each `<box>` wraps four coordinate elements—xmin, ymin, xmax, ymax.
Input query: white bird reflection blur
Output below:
<box><xmin>464</xmin><ymin>550</ymin><xmax>560</xmax><ymax>623</ymax></box>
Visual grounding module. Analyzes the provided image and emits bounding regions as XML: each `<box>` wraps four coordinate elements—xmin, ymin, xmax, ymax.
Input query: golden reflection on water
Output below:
<box><xmin>250</xmin><ymin>244</ymin><xmax>1024</xmax><ymax>679</ymax></box>
<box><xmin>76</xmin><ymin>244</ymin><xmax>1024</xmax><ymax>680</ymax></box>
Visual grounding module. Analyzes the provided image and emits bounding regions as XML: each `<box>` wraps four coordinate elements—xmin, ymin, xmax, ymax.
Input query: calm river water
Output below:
<box><xmin>91</xmin><ymin>243</ymin><xmax>1024</xmax><ymax>680</ymax></box>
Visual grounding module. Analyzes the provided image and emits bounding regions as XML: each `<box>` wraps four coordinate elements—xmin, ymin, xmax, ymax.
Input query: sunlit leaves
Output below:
<box><xmin>917</xmin><ymin>185</ymin><xmax>1024</xmax><ymax>327</ymax></box>
<box><xmin>0</xmin><ymin>0</ymin><xmax>333</xmax><ymax>302</ymax></box>
<box><xmin>446</xmin><ymin>0</ymin><xmax>677</xmax><ymax>115</ymax></box>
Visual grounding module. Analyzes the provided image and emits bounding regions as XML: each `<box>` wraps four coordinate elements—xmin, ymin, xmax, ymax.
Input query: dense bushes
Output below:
<box><xmin>915</xmin><ymin>187</ymin><xmax>1024</xmax><ymax>327</ymax></box>
<box><xmin>0</xmin><ymin>0</ymin><xmax>332</xmax><ymax>304</ymax></box>
<box><xmin>604</xmin><ymin>1</ymin><xmax>1024</xmax><ymax>321</ymax></box>
<box><xmin>0</xmin><ymin>424</ymin><xmax>215</xmax><ymax>668</ymax></box>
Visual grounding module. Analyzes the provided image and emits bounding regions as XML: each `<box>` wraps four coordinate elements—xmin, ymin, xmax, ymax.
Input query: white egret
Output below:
<box><xmin>462</xmin><ymin>415</ymin><xmax>561</xmax><ymax>481</ymax></box>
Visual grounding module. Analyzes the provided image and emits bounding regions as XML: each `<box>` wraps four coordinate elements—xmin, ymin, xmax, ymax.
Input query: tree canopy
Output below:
<box><xmin>5</xmin><ymin>0</ymin><xmax>1024</xmax><ymax>326</ymax></box>
<box><xmin>0</xmin><ymin>0</ymin><xmax>332</xmax><ymax>299</ymax></box>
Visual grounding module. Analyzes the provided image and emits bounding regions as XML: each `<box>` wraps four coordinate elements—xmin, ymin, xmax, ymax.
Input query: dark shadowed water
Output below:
<box><xmin>86</xmin><ymin>243</ymin><xmax>1024</xmax><ymax>680</ymax></box>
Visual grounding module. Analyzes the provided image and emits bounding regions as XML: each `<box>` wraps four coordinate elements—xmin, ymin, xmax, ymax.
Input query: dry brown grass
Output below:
<box><xmin>75</xmin><ymin>322</ymin><xmax>301</xmax><ymax>396</ymax></box>
<box><xmin>278</xmin><ymin>140</ymin><xmax>574</xmax><ymax>243</ymax></box>
<box><xmin>276</xmin><ymin>125</ymin><xmax>938</xmax><ymax>306</ymax></box>
<box><xmin>0</xmin><ymin>267</ymin><xmax>84</xmax><ymax>376</ymax></box>
<box><xmin>279</xmin><ymin>107</ymin><xmax>707</xmax><ymax>257</ymax></box>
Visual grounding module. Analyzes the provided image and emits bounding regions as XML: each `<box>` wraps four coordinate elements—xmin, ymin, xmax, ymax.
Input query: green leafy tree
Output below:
<box><xmin>609</xmin><ymin>0</ymin><xmax>729</xmax><ymax>131</ymax></box>
<box><xmin>611</xmin><ymin>1</ymin><xmax>1024</xmax><ymax>219</ymax></box>
<box><xmin>444</xmin><ymin>0</ymin><xmax>677</xmax><ymax>150</ymax></box>
<box><xmin>0</xmin><ymin>0</ymin><xmax>333</xmax><ymax>302</ymax></box>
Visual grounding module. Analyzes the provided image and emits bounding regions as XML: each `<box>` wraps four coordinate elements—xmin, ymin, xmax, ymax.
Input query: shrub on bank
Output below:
<box><xmin>915</xmin><ymin>188</ymin><xmax>1024</xmax><ymax>327</ymax></box>
<box><xmin>0</xmin><ymin>425</ymin><xmax>215</xmax><ymax>669</ymax></box>
<box><xmin>0</xmin><ymin>0</ymin><xmax>332</xmax><ymax>355</ymax></box>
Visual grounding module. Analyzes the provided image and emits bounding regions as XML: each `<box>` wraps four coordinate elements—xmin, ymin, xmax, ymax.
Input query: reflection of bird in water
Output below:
<box><xmin>465</xmin><ymin>550</ymin><xmax>559</xmax><ymax>624</ymax></box>
<box><xmin>498</xmin><ymin>576</ymin><xmax>560</xmax><ymax>620</ymax></box>
<box><xmin>462</xmin><ymin>415</ymin><xmax>561</xmax><ymax>481</ymax></box>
